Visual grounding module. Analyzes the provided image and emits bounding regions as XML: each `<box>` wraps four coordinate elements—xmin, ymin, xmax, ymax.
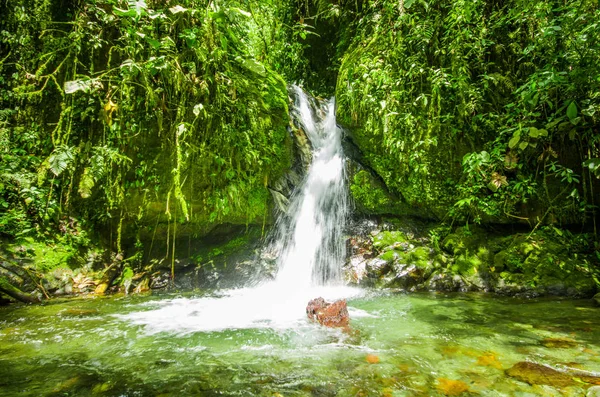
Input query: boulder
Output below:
<box><xmin>306</xmin><ymin>297</ymin><xmax>349</xmax><ymax>328</ymax></box>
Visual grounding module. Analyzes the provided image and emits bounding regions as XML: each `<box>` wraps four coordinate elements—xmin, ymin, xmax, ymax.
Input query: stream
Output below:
<box><xmin>1</xmin><ymin>292</ymin><xmax>599</xmax><ymax>396</ymax></box>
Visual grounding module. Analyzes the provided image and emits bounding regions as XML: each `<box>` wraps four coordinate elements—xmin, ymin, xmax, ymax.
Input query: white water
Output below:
<box><xmin>120</xmin><ymin>86</ymin><xmax>360</xmax><ymax>333</ymax></box>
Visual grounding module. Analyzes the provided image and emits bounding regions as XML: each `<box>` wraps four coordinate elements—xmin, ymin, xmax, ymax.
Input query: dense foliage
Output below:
<box><xmin>337</xmin><ymin>0</ymin><xmax>600</xmax><ymax>228</ymax></box>
<box><xmin>0</xmin><ymin>0</ymin><xmax>309</xmax><ymax>255</ymax></box>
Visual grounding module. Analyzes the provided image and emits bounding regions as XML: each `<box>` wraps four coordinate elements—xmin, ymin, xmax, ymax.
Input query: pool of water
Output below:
<box><xmin>1</xmin><ymin>290</ymin><xmax>599</xmax><ymax>396</ymax></box>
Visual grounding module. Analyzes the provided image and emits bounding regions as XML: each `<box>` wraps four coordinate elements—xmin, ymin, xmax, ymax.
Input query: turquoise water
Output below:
<box><xmin>1</xmin><ymin>291</ymin><xmax>599</xmax><ymax>396</ymax></box>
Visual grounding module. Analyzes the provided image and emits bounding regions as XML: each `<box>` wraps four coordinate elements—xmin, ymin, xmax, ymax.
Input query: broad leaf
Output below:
<box><xmin>583</xmin><ymin>158</ymin><xmax>600</xmax><ymax>178</ymax></box>
<box><xmin>508</xmin><ymin>135</ymin><xmax>520</xmax><ymax>149</ymax></box>
<box><xmin>528</xmin><ymin>127</ymin><xmax>539</xmax><ymax>139</ymax></box>
<box><xmin>567</xmin><ymin>101</ymin><xmax>578</xmax><ymax>120</ymax></box>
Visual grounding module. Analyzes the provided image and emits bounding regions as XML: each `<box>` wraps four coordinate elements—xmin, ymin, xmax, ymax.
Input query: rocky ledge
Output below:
<box><xmin>344</xmin><ymin>218</ymin><xmax>598</xmax><ymax>298</ymax></box>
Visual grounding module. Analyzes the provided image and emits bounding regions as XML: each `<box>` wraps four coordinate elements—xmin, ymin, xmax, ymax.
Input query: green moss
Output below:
<box><xmin>350</xmin><ymin>170</ymin><xmax>394</xmax><ymax>214</ymax></box>
<box><xmin>410</xmin><ymin>247</ymin><xmax>432</xmax><ymax>269</ymax></box>
<box><xmin>372</xmin><ymin>231</ymin><xmax>407</xmax><ymax>250</ymax></box>
<box><xmin>452</xmin><ymin>252</ymin><xmax>481</xmax><ymax>276</ymax></box>
<box><xmin>7</xmin><ymin>240</ymin><xmax>75</xmax><ymax>273</ymax></box>
<box><xmin>378</xmin><ymin>249</ymin><xmax>404</xmax><ymax>263</ymax></box>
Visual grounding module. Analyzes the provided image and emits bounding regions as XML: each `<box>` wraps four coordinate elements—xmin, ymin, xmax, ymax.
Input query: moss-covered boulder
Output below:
<box><xmin>344</xmin><ymin>218</ymin><xmax>598</xmax><ymax>297</ymax></box>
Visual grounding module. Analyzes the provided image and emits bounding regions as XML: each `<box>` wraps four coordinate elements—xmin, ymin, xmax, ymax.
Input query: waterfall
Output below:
<box><xmin>273</xmin><ymin>86</ymin><xmax>348</xmax><ymax>289</ymax></box>
<box><xmin>118</xmin><ymin>87</ymin><xmax>360</xmax><ymax>333</ymax></box>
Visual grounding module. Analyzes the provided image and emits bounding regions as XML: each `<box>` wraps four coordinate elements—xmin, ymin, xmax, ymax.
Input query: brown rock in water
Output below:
<box><xmin>505</xmin><ymin>361</ymin><xmax>574</xmax><ymax>387</ymax></box>
<box><xmin>306</xmin><ymin>297</ymin><xmax>349</xmax><ymax>328</ymax></box>
<box><xmin>541</xmin><ymin>337</ymin><xmax>577</xmax><ymax>348</ymax></box>
<box><xmin>306</xmin><ymin>297</ymin><xmax>327</xmax><ymax>321</ymax></box>
<box><xmin>436</xmin><ymin>378</ymin><xmax>469</xmax><ymax>396</ymax></box>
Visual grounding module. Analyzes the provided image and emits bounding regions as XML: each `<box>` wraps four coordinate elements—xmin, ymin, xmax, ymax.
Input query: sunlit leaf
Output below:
<box><xmin>528</xmin><ymin>127</ymin><xmax>539</xmax><ymax>139</ymax></box>
<box><xmin>508</xmin><ymin>135</ymin><xmax>520</xmax><ymax>149</ymax></box>
<box><xmin>567</xmin><ymin>101</ymin><xmax>578</xmax><ymax>120</ymax></box>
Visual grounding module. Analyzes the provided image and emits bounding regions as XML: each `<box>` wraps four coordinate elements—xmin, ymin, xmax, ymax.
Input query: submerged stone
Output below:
<box><xmin>505</xmin><ymin>362</ymin><xmax>574</xmax><ymax>387</ymax></box>
<box><xmin>436</xmin><ymin>378</ymin><xmax>469</xmax><ymax>396</ymax></box>
<box><xmin>476</xmin><ymin>353</ymin><xmax>503</xmax><ymax>369</ymax></box>
<box><xmin>541</xmin><ymin>338</ymin><xmax>578</xmax><ymax>349</ymax></box>
<box><xmin>366</xmin><ymin>354</ymin><xmax>380</xmax><ymax>364</ymax></box>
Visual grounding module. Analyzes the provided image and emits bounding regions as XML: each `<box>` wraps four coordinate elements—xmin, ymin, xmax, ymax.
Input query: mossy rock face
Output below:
<box><xmin>364</xmin><ymin>229</ymin><xmax>435</xmax><ymax>290</ymax></box>
<box><xmin>372</xmin><ymin>231</ymin><xmax>407</xmax><ymax>251</ymax></box>
<box><xmin>346</xmin><ymin>219</ymin><xmax>598</xmax><ymax>297</ymax></box>
<box><xmin>348</xmin><ymin>169</ymin><xmax>414</xmax><ymax>216</ymax></box>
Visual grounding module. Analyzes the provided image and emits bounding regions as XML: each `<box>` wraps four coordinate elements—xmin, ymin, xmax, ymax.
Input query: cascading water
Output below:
<box><xmin>118</xmin><ymin>86</ymin><xmax>360</xmax><ymax>333</ymax></box>
<box><xmin>273</xmin><ymin>86</ymin><xmax>348</xmax><ymax>289</ymax></box>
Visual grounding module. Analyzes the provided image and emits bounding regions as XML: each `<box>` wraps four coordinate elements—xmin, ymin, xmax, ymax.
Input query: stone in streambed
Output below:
<box><xmin>306</xmin><ymin>297</ymin><xmax>349</xmax><ymax>328</ymax></box>
<box><xmin>505</xmin><ymin>361</ymin><xmax>574</xmax><ymax>387</ymax></box>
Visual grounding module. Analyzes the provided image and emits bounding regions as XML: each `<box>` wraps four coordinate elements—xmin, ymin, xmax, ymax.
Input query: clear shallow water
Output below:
<box><xmin>1</xmin><ymin>291</ymin><xmax>599</xmax><ymax>396</ymax></box>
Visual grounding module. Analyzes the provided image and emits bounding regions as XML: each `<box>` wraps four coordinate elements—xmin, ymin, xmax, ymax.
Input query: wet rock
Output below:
<box><xmin>150</xmin><ymin>271</ymin><xmax>171</xmax><ymax>289</ymax></box>
<box><xmin>345</xmin><ymin>255</ymin><xmax>368</xmax><ymax>283</ymax></box>
<box><xmin>306</xmin><ymin>297</ymin><xmax>349</xmax><ymax>328</ymax></box>
<box><xmin>385</xmin><ymin>264</ymin><xmax>428</xmax><ymax>290</ymax></box>
<box><xmin>592</xmin><ymin>293</ymin><xmax>600</xmax><ymax>306</ymax></box>
<box><xmin>426</xmin><ymin>271</ymin><xmax>466</xmax><ymax>292</ymax></box>
<box><xmin>366</xmin><ymin>257</ymin><xmax>391</xmax><ymax>275</ymax></box>
<box><xmin>505</xmin><ymin>362</ymin><xmax>574</xmax><ymax>387</ymax></box>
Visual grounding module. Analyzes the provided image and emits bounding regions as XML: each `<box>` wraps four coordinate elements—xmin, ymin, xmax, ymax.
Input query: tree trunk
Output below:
<box><xmin>0</xmin><ymin>276</ymin><xmax>40</xmax><ymax>303</ymax></box>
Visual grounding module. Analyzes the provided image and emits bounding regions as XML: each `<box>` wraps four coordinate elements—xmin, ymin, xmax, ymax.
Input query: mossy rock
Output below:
<box><xmin>372</xmin><ymin>231</ymin><xmax>407</xmax><ymax>251</ymax></box>
<box><xmin>377</xmin><ymin>249</ymin><xmax>405</xmax><ymax>263</ymax></box>
<box><xmin>349</xmin><ymin>169</ymin><xmax>404</xmax><ymax>215</ymax></box>
<box><xmin>409</xmin><ymin>246</ymin><xmax>432</xmax><ymax>269</ymax></box>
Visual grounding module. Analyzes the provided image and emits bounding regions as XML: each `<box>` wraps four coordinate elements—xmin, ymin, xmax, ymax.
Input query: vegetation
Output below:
<box><xmin>1</xmin><ymin>0</ymin><xmax>599</xmax><ymax>301</ymax></box>
<box><xmin>337</xmin><ymin>0</ymin><xmax>600</xmax><ymax>228</ymax></box>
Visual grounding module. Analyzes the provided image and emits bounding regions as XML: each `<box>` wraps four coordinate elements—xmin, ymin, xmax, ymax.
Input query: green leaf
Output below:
<box><xmin>538</xmin><ymin>129</ymin><xmax>548</xmax><ymax>137</ymax></box>
<box><xmin>508</xmin><ymin>135</ymin><xmax>520</xmax><ymax>149</ymax></box>
<box><xmin>528</xmin><ymin>127</ymin><xmax>539</xmax><ymax>139</ymax></box>
<box><xmin>146</xmin><ymin>38</ymin><xmax>161</xmax><ymax>49</ymax></box>
<box><xmin>518</xmin><ymin>141</ymin><xmax>528</xmax><ymax>151</ymax></box>
<box><xmin>236</xmin><ymin>56</ymin><xmax>266</xmax><ymax>76</ymax></box>
<box><xmin>567</xmin><ymin>101</ymin><xmax>578</xmax><ymax>120</ymax></box>
<box><xmin>583</xmin><ymin>158</ymin><xmax>600</xmax><ymax>178</ymax></box>
<box><xmin>78</xmin><ymin>168</ymin><xmax>95</xmax><ymax>199</ymax></box>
